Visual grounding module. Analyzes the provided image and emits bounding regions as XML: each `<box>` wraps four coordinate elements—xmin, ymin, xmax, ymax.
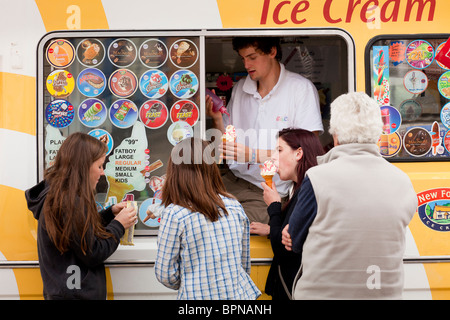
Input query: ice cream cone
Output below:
<box><xmin>262</xmin><ymin>175</ymin><xmax>273</xmax><ymax>188</ymax></box>
<box><xmin>106</xmin><ymin>175</ymin><xmax>135</xmax><ymax>202</ymax></box>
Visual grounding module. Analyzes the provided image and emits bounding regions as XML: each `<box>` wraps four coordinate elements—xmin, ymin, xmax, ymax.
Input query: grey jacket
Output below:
<box><xmin>293</xmin><ymin>143</ymin><xmax>417</xmax><ymax>300</ymax></box>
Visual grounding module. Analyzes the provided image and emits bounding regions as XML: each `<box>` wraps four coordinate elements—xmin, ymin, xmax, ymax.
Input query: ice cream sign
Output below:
<box><xmin>417</xmin><ymin>188</ymin><xmax>450</xmax><ymax>231</ymax></box>
<box><xmin>105</xmin><ymin>122</ymin><xmax>148</xmax><ymax>201</ymax></box>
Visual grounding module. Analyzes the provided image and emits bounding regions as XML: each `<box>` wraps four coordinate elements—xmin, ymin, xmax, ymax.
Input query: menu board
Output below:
<box><xmin>369</xmin><ymin>37</ymin><xmax>450</xmax><ymax>160</ymax></box>
<box><xmin>39</xmin><ymin>34</ymin><xmax>201</xmax><ymax>234</ymax></box>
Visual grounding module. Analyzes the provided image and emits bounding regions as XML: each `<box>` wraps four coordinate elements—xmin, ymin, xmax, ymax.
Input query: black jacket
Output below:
<box><xmin>25</xmin><ymin>180</ymin><xmax>124</xmax><ymax>300</ymax></box>
<box><xmin>265</xmin><ymin>188</ymin><xmax>302</xmax><ymax>300</ymax></box>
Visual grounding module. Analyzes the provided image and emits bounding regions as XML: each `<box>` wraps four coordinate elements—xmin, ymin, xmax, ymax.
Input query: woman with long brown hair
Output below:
<box><xmin>25</xmin><ymin>132</ymin><xmax>136</xmax><ymax>299</ymax></box>
<box><xmin>155</xmin><ymin>137</ymin><xmax>261</xmax><ymax>299</ymax></box>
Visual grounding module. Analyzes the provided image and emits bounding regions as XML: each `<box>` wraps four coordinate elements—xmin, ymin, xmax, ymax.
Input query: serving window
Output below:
<box><xmin>366</xmin><ymin>35</ymin><xmax>450</xmax><ymax>160</ymax></box>
<box><xmin>37</xmin><ymin>29</ymin><xmax>354</xmax><ymax>235</ymax></box>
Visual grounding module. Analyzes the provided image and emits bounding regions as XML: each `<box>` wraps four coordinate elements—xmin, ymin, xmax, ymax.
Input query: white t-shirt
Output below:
<box><xmin>224</xmin><ymin>63</ymin><xmax>323</xmax><ymax>196</ymax></box>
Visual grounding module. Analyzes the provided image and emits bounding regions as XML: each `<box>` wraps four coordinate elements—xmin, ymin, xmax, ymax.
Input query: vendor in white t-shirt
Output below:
<box><xmin>206</xmin><ymin>37</ymin><xmax>323</xmax><ymax>224</ymax></box>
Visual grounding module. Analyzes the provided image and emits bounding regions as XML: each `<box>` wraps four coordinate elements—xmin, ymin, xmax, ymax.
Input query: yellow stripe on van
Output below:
<box><xmin>0</xmin><ymin>185</ymin><xmax>38</xmax><ymax>261</ymax></box>
<box><xmin>35</xmin><ymin>0</ymin><xmax>109</xmax><ymax>31</ymax></box>
<box><xmin>0</xmin><ymin>72</ymin><xmax>36</xmax><ymax>136</ymax></box>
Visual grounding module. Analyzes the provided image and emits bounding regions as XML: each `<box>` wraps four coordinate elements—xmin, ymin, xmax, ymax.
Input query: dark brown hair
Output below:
<box><xmin>232</xmin><ymin>36</ymin><xmax>282</xmax><ymax>61</ymax></box>
<box><xmin>162</xmin><ymin>138</ymin><xmax>234</xmax><ymax>222</ymax></box>
<box><xmin>278</xmin><ymin>128</ymin><xmax>325</xmax><ymax>194</ymax></box>
<box><xmin>43</xmin><ymin>132</ymin><xmax>110</xmax><ymax>255</ymax></box>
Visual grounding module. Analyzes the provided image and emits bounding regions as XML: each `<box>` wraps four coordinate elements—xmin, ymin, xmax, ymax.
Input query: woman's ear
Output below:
<box><xmin>295</xmin><ymin>147</ymin><xmax>303</xmax><ymax>161</ymax></box>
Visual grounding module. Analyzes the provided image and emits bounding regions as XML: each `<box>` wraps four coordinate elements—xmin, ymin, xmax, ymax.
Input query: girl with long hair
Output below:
<box><xmin>25</xmin><ymin>132</ymin><xmax>136</xmax><ymax>299</ymax></box>
<box><xmin>155</xmin><ymin>137</ymin><xmax>261</xmax><ymax>299</ymax></box>
<box><xmin>258</xmin><ymin>128</ymin><xmax>325</xmax><ymax>300</ymax></box>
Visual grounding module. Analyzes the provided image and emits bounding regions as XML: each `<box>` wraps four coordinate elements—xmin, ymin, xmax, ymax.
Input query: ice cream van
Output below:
<box><xmin>1</xmin><ymin>0</ymin><xmax>450</xmax><ymax>300</ymax></box>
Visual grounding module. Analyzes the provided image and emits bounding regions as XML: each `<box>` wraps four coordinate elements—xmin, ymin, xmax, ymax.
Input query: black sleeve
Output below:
<box><xmin>70</xmin><ymin>215</ymin><xmax>125</xmax><ymax>268</ymax></box>
<box><xmin>288</xmin><ymin>176</ymin><xmax>317</xmax><ymax>254</ymax></box>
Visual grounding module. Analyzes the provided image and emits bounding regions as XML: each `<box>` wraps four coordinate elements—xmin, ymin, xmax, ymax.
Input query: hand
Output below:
<box><xmin>205</xmin><ymin>89</ymin><xmax>223</xmax><ymax>122</ymax></box>
<box><xmin>219</xmin><ymin>141</ymin><xmax>249</xmax><ymax>163</ymax></box>
<box><xmin>281</xmin><ymin>224</ymin><xmax>292</xmax><ymax>251</ymax></box>
<box><xmin>111</xmin><ymin>202</ymin><xmax>127</xmax><ymax>215</ymax></box>
<box><xmin>261</xmin><ymin>178</ymin><xmax>281</xmax><ymax>206</ymax></box>
<box><xmin>114</xmin><ymin>206</ymin><xmax>137</xmax><ymax>229</ymax></box>
<box><xmin>250</xmin><ymin>222</ymin><xmax>270</xmax><ymax>236</ymax></box>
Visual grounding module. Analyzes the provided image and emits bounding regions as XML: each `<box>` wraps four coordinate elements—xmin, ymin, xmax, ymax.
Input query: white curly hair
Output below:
<box><xmin>329</xmin><ymin>92</ymin><xmax>383</xmax><ymax>144</ymax></box>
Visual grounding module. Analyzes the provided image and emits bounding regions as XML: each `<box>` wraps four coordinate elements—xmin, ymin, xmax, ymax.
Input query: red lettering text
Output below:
<box><xmin>405</xmin><ymin>0</ymin><xmax>435</xmax><ymax>21</ymax></box>
<box><xmin>260</xmin><ymin>0</ymin><xmax>309</xmax><ymax>25</ymax></box>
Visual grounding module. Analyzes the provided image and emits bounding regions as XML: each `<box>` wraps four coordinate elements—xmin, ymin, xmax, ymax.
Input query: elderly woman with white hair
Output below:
<box><xmin>282</xmin><ymin>92</ymin><xmax>418</xmax><ymax>300</ymax></box>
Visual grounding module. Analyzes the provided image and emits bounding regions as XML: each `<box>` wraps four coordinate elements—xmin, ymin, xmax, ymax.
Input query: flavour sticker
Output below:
<box><xmin>108</xmin><ymin>38</ymin><xmax>137</xmax><ymax>67</ymax></box>
<box><xmin>169</xmin><ymin>39</ymin><xmax>198</xmax><ymax>68</ymax></box>
<box><xmin>109</xmin><ymin>99</ymin><xmax>138</xmax><ymax>128</ymax></box>
<box><xmin>380</xmin><ymin>106</ymin><xmax>401</xmax><ymax>134</ymax></box>
<box><xmin>109</xmin><ymin>69</ymin><xmax>138</xmax><ymax>98</ymax></box>
<box><xmin>373</xmin><ymin>46</ymin><xmax>390</xmax><ymax>105</ymax></box>
<box><xmin>377</xmin><ymin>132</ymin><xmax>401</xmax><ymax>157</ymax></box>
<box><xmin>139</xmin><ymin>70</ymin><xmax>168</xmax><ymax>99</ymax></box>
<box><xmin>444</xmin><ymin>130</ymin><xmax>450</xmax><ymax>153</ymax></box>
<box><xmin>45</xmin><ymin>99</ymin><xmax>75</xmax><ymax>128</ymax></box>
<box><xmin>88</xmin><ymin>128</ymin><xmax>113</xmax><ymax>155</ymax></box>
<box><xmin>46</xmin><ymin>70</ymin><xmax>75</xmax><ymax>98</ymax></box>
<box><xmin>169</xmin><ymin>70</ymin><xmax>199</xmax><ymax>99</ymax></box>
<box><xmin>76</xmin><ymin>38</ymin><xmax>105</xmax><ymax>67</ymax></box>
<box><xmin>46</xmin><ymin>39</ymin><xmax>75</xmax><ymax>68</ymax></box>
<box><xmin>77</xmin><ymin>68</ymin><xmax>106</xmax><ymax>97</ymax></box>
<box><xmin>435</xmin><ymin>42</ymin><xmax>450</xmax><ymax>70</ymax></box>
<box><xmin>167</xmin><ymin>121</ymin><xmax>193</xmax><ymax>146</ymax></box>
<box><xmin>403</xmin><ymin>70</ymin><xmax>428</xmax><ymax>94</ymax></box>
<box><xmin>139</xmin><ymin>39</ymin><xmax>168</xmax><ymax>68</ymax></box>
<box><xmin>139</xmin><ymin>198</ymin><xmax>163</xmax><ymax>228</ymax></box>
<box><xmin>440</xmin><ymin>102</ymin><xmax>450</xmax><ymax>129</ymax></box>
<box><xmin>389</xmin><ymin>41</ymin><xmax>406</xmax><ymax>66</ymax></box>
<box><xmin>139</xmin><ymin>100</ymin><xmax>169</xmax><ymax>129</ymax></box>
<box><xmin>438</xmin><ymin>71</ymin><xmax>450</xmax><ymax>99</ymax></box>
<box><xmin>78</xmin><ymin>99</ymin><xmax>107</xmax><ymax>128</ymax></box>
<box><xmin>399</xmin><ymin>99</ymin><xmax>422</xmax><ymax>122</ymax></box>
<box><xmin>405</xmin><ymin>40</ymin><xmax>434</xmax><ymax>69</ymax></box>
<box><xmin>170</xmin><ymin>100</ymin><xmax>199</xmax><ymax>126</ymax></box>
<box><xmin>403</xmin><ymin>127</ymin><xmax>432</xmax><ymax>157</ymax></box>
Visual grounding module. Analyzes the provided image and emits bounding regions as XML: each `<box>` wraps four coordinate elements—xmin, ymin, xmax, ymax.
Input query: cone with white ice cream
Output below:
<box><xmin>260</xmin><ymin>160</ymin><xmax>277</xmax><ymax>188</ymax></box>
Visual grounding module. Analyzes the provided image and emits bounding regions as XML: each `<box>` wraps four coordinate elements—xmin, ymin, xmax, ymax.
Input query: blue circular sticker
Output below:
<box><xmin>45</xmin><ymin>99</ymin><xmax>75</xmax><ymax>128</ymax></box>
<box><xmin>139</xmin><ymin>70</ymin><xmax>168</xmax><ymax>99</ymax></box>
<box><xmin>441</xmin><ymin>102</ymin><xmax>450</xmax><ymax>129</ymax></box>
<box><xmin>139</xmin><ymin>198</ymin><xmax>163</xmax><ymax>228</ymax></box>
<box><xmin>88</xmin><ymin>129</ymin><xmax>113</xmax><ymax>155</ymax></box>
<box><xmin>78</xmin><ymin>98</ymin><xmax>107</xmax><ymax>128</ymax></box>
<box><xmin>109</xmin><ymin>99</ymin><xmax>138</xmax><ymax>128</ymax></box>
<box><xmin>169</xmin><ymin>70</ymin><xmax>198</xmax><ymax>99</ymax></box>
<box><xmin>77</xmin><ymin>68</ymin><xmax>106</xmax><ymax>97</ymax></box>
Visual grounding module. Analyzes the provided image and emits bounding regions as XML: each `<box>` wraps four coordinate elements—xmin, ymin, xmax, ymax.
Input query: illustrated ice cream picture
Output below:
<box><xmin>260</xmin><ymin>160</ymin><xmax>277</xmax><ymax>188</ymax></box>
<box><xmin>104</xmin><ymin>121</ymin><xmax>148</xmax><ymax>202</ymax></box>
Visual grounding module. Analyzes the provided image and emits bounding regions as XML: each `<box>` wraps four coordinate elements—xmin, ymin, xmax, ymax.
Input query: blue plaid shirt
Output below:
<box><xmin>155</xmin><ymin>195</ymin><xmax>261</xmax><ymax>300</ymax></box>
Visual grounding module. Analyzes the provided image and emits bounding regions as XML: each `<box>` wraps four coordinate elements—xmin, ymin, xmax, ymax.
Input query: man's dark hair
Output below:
<box><xmin>232</xmin><ymin>37</ymin><xmax>282</xmax><ymax>61</ymax></box>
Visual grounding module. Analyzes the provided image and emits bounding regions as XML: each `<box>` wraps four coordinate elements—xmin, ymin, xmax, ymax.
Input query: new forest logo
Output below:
<box><xmin>417</xmin><ymin>188</ymin><xmax>450</xmax><ymax>232</ymax></box>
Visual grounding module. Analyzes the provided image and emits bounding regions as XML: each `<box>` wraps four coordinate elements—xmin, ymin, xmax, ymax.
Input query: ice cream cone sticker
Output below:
<box><xmin>260</xmin><ymin>160</ymin><xmax>277</xmax><ymax>188</ymax></box>
<box><xmin>104</xmin><ymin>121</ymin><xmax>148</xmax><ymax>201</ymax></box>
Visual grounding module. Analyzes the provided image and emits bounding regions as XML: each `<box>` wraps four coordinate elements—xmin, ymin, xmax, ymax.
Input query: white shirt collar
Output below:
<box><xmin>242</xmin><ymin>62</ymin><xmax>286</xmax><ymax>98</ymax></box>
